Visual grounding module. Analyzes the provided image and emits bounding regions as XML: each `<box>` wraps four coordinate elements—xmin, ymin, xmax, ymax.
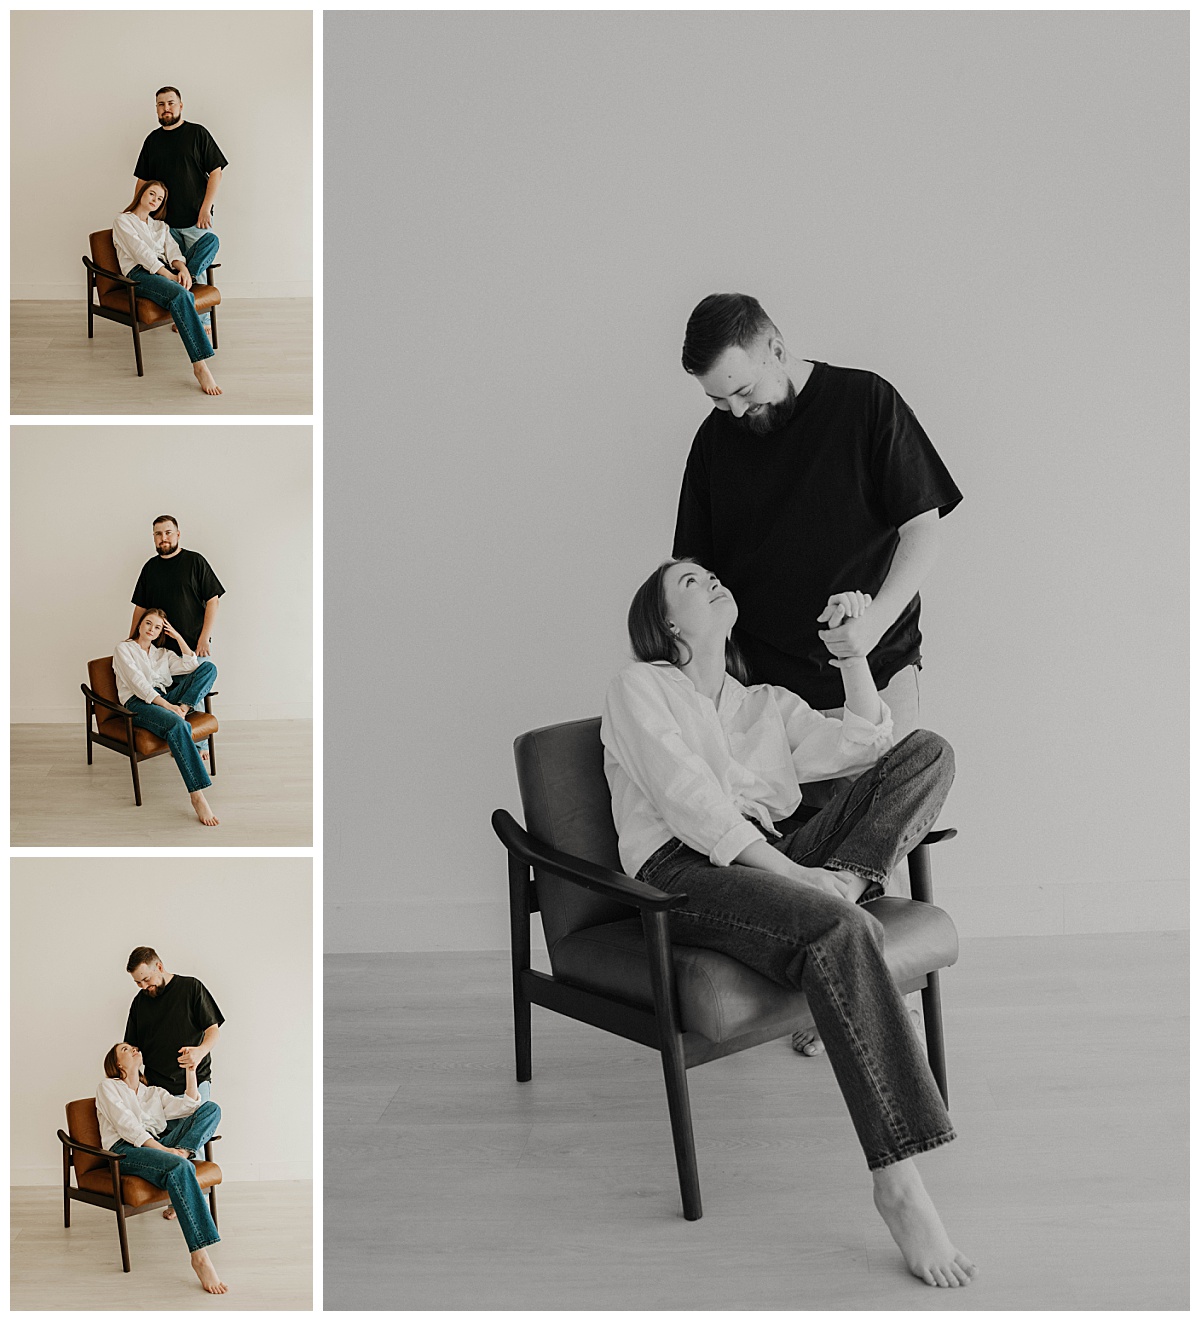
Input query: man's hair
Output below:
<box><xmin>126</xmin><ymin>946</ymin><xmax>160</xmax><ymax>973</ymax></box>
<box><xmin>152</xmin><ymin>515</ymin><xmax>179</xmax><ymax>530</ymax></box>
<box><xmin>681</xmin><ymin>293</ymin><xmax>778</xmax><ymax>377</ymax></box>
<box><xmin>155</xmin><ymin>86</ymin><xmax>182</xmax><ymax>101</ymax></box>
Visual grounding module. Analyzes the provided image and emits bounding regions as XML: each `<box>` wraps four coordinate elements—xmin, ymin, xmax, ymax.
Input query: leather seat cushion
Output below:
<box><xmin>98</xmin><ymin>711</ymin><xmax>218</xmax><ymax>756</ymax></box>
<box><xmin>77</xmin><ymin>1160</ymin><xmax>221</xmax><ymax>1206</ymax></box>
<box><xmin>550</xmin><ymin>896</ymin><xmax>959</xmax><ymax>1044</ymax></box>
<box><xmin>98</xmin><ymin>282</ymin><xmax>221</xmax><ymax>320</ymax></box>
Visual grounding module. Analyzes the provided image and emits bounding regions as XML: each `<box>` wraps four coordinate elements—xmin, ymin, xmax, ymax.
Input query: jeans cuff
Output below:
<box><xmin>824</xmin><ymin>857</ymin><xmax>888</xmax><ymax>888</ymax></box>
<box><xmin>866</xmin><ymin>1126</ymin><xmax>957</xmax><ymax>1171</ymax></box>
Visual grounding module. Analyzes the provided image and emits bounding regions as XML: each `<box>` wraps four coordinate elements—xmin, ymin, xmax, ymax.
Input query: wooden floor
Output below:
<box><xmin>11</xmin><ymin>299</ymin><xmax>312</xmax><ymax>415</ymax></box>
<box><xmin>10</xmin><ymin>1180</ymin><xmax>311</xmax><ymax>1310</ymax></box>
<box><xmin>324</xmin><ymin>931</ymin><xmax>1188</xmax><ymax>1310</ymax></box>
<box><xmin>11</xmin><ymin>721</ymin><xmax>312</xmax><ymax>846</ymax></box>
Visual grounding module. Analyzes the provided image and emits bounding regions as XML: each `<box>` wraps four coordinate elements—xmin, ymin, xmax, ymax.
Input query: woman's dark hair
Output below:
<box><xmin>627</xmin><ymin>558</ymin><xmax>751</xmax><ymax>684</ymax></box>
<box><xmin>681</xmin><ymin>293</ymin><xmax>778</xmax><ymax>377</ymax></box>
<box><xmin>123</xmin><ymin>179</ymin><xmax>169</xmax><ymax>221</ymax></box>
<box><xmin>103</xmin><ymin>1043</ymin><xmax>145</xmax><ymax>1085</ymax></box>
<box><xmin>128</xmin><ymin>607</ymin><xmax>167</xmax><ymax>642</ymax></box>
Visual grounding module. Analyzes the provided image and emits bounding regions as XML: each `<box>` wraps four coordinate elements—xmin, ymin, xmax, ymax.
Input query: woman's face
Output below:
<box><xmin>115</xmin><ymin>1042</ymin><xmax>142</xmax><ymax>1079</ymax></box>
<box><xmin>663</xmin><ymin>562</ymin><xmax>737</xmax><ymax>643</ymax></box>
<box><xmin>141</xmin><ymin>184</ymin><xmax>165</xmax><ymax>214</ymax></box>
<box><xmin>138</xmin><ymin>614</ymin><xmax>164</xmax><ymax>644</ymax></box>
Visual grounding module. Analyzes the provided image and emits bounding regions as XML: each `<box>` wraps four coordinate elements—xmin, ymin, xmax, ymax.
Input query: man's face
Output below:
<box><xmin>156</xmin><ymin>92</ymin><xmax>183</xmax><ymax>128</ymax></box>
<box><xmin>153</xmin><ymin>522</ymin><xmax>180</xmax><ymax>556</ymax></box>
<box><xmin>696</xmin><ymin>339</ymin><xmax>796</xmax><ymax>436</ymax></box>
<box><xmin>130</xmin><ymin>962</ymin><xmax>166</xmax><ymax>995</ymax></box>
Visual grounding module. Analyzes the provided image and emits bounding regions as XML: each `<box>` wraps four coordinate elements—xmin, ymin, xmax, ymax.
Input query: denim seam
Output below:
<box><xmin>866</xmin><ymin>1125</ymin><xmax>957</xmax><ymax>1172</ymax></box>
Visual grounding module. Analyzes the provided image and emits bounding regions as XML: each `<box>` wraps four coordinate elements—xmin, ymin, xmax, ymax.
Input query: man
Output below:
<box><xmin>134</xmin><ymin>86</ymin><xmax>228</xmax><ymax>323</ymax></box>
<box><xmin>130</xmin><ymin>515</ymin><xmax>224</xmax><ymax>660</ymax></box>
<box><xmin>672</xmin><ymin>293</ymin><xmax>962</xmax><ymax>1055</ymax></box>
<box><xmin>124</xmin><ymin>947</ymin><xmax>224</xmax><ymax>1103</ymax></box>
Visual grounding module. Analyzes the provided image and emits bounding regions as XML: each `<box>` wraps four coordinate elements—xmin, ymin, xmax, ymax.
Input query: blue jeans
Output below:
<box><xmin>637</xmin><ymin>730</ymin><xmax>956</xmax><ymax>1171</ymax></box>
<box><xmin>170</xmin><ymin>227</ymin><xmax>218</xmax><ymax>326</ymax></box>
<box><xmin>124</xmin><ymin>662</ymin><xmax>217</xmax><ymax>793</ymax></box>
<box><xmin>126</xmin><ymin>265</ymin><xmax>214</xmax><ymax>363</ymax></box>
<box><xmin>111</xmin><ymin>1100</ymin><xmax>222</xmax><ymax>1252</ymax></box>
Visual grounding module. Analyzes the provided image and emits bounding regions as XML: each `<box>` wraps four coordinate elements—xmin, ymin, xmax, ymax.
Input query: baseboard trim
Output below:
<box><xmin>13</xmin><ymin>709</ymin><xmax>312</xmax><ymax>723</ymax></box>
<box><xmin>14</xmin><ymin>285</ymin><xmax>312</xmax><ymax>300</ymax></box>
<box><xmin>11</xmin><ymin>1165</ymin><xmax>312</xmax><ymax>1187</ymax></box>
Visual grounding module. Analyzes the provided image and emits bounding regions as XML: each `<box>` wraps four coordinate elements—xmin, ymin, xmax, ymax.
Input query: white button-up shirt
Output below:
<box><xmin>95</xmin><ymin>1076</ymin><xmax>201</xmax><ymax>1150</ymax></box>
<box><xmin>601</xmin><ymin>662</ymin><xmax>894</xmax><ymax>878</ymax></box>
<box><xmin>112</xmin><ymin>639</ymin><xmax>199</xmax><ymax>706</ymax></box>
<box><xmin>111</xmin><ymin>212</ymin><xmax>185</xmax><ymax>278</ymax></box>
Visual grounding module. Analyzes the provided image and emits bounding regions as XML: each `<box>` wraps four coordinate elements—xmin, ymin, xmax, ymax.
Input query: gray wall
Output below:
<box><xmin>325</xmin><ymin>11</ymin><xmax>1187</xmax><ymax>950</ymax></box>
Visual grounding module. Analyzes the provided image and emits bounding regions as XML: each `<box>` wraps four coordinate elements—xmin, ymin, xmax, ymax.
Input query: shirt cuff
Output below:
<box><xmin>710</xmin><ymin>819</ymin><xmax>768</xmax><ymax>868</ymax></box>
<box><xmin>839</xmin><ymin>699</ymin><xmax>893</xmax><ymax>742</ymax></box>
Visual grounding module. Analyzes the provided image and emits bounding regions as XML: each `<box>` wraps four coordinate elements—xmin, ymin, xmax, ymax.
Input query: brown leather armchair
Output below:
<box><xmin>83</xmin><ymin>229</ymin><xmax>221</xmax><ymax>377</ymax></box>
<box><xmin>82</xmin><ymin>656</ymin><xmax>218</xmax><ymax>807</ymax></box>
<box><xmin>58</xmin><ymin>1097</ymin><xmax>221</xmax><ymax>1273</ymax></box>
<box><xmin>493</xmin><ymin>716</ymin><xmax>960</xmax><ymax>1221</ymax></box>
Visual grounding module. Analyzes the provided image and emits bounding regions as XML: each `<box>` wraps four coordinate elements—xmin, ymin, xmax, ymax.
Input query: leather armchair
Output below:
<box><xmin>493</xmin><ymin>716</ymin><xmax>960</xmax><ymax>1221</ymax></box>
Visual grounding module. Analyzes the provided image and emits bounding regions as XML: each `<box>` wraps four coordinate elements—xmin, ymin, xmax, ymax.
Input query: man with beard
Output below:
<box><xmin>134</xmin><ymin>87</ymin><xmax>228</xmax><ymax>327</ymax></box>
<box><xmin>672</xmin><ymin>293</ymin><xmax>962</xmax><ymax>1055</ymax></box>
<box><xmin>130</xmin><ymin>515</ymin><xmax>224</xmax><ymax>660</ymax></box>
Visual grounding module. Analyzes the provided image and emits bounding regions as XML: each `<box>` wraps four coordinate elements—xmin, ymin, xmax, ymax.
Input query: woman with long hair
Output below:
<box><xmin>601</xmin><ymin>557</ymin><xmax>976</xmax><ymax>1288</ymax></box>
<box><xmin>95</xmin><ymin>1042</ymin><xmax>228</xmax><ymax>1293</ymax></box>
<box><xmin>112</xmin><ymin>607</ymin><xmax>219</xmax><ymax>826</ymax></box>
<box><xmin>110</xmin><ymin>179</ymin><xmax>222</xmax><ymax>395</ymax></box>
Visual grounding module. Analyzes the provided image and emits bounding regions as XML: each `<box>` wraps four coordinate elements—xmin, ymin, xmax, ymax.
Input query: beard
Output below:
<box><xmin>156</xmin><ymin>542</ymin><xmax>178</xmax><ymax>556</ymax></box>
<box><xmin>158</xmin><ymin>111</ymin><xmax>181</xmax><ymax>127</ymax></box>
<box><xmin>734</xmin><ymin>378</ymin><xmax>798</xmax><ymax>435</ymax></box>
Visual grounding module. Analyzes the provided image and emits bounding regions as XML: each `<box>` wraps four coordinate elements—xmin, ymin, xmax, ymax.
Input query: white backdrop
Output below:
<box><xmin>11</xmin><ymin>10</ymin><xmax>312</xmax><ymax>299</ymax></box>
<box><xmin>11</xmin><ymin>426</ymin><xmax>312</xmax><ymax>722</ymax></box>
<box><xmin>11</xmin><ymin>859</ymin><xmax>313</xmax><ymax>1186</ymax></box>
<box><xmin>325</xmin><ymin>12</ymin><xmax>1188</xmax><ymax>951</ymax></box>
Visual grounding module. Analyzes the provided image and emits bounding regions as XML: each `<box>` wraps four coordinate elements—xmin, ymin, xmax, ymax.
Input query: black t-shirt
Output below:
<box><xmin>124</xmin><ymin>974</ymin><xmax>225</xmax><ymax>1094</ymax></box>
<box><xmin>131</xmin><ymin>549</ymin><xmax>225</xmax><ymax>654</ymax></box>
<box><xmin>673</xmin><ymin>361</ymin><xmax>962</xmax><ymax>710</ymax></box>
<box><xmin>134</xmin><ymin>121</ymin><xmax>228</xmax><ymax>229</ymax></box>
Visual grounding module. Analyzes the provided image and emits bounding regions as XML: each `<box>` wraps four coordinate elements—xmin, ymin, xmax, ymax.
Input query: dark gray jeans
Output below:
<box><xmin>636</xmin><ymin>730</ymin><xmax>956</xmax><ymax>1170</ymax></box>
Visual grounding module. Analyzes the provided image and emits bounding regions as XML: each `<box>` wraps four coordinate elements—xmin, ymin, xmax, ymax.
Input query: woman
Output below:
<box><xmin>112</xmin><ymin>608</ymin><xmax>220</xmax><ymax>827</ymax></box>
<box><xmin>600</xmin><ymin>558</ymin><xmax>976</xmax><ymax>1288</ymax></box>
<box><xmin>96</xmin><ymin>1042</ymin><xmax>228</xmax><ymax>1294</ymax></box>
<box><xmin>111</xmin><ymin>180</ymin><xmax>222</xmax><ymax>396</ymax></box>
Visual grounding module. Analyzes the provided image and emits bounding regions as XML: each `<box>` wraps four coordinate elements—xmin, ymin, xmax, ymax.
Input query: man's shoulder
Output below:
<box><xmin>818</xmin><ymin>362</ymin><xmax>894</xmax><ymax>396</ymax></box>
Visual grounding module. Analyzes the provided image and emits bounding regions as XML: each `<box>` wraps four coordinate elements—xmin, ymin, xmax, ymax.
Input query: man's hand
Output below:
<box><xmin>818</xmin><ymin>591</ymin><xmax>882</xmax><ymax>661</ymax></box>
<box><xmin>177</xmin><ymin>1045</ymin><xmax>203</xmax><ymax>1069</ymax></box>
<box><xmin>195</xmin><ymin>636</ymin><xmax>212</xmax><ymax>658</ymax></box>
<box><xmin>197</xmin><ymin>205</ymin><xmax>214</xmax><ymax>230</ymax></box>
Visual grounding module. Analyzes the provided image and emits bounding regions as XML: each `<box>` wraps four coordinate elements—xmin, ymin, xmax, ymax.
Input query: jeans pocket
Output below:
<box><xmin>637</xmin><ymin>838</ymin><xmax>686</xmax><ymax>885</ymax></box>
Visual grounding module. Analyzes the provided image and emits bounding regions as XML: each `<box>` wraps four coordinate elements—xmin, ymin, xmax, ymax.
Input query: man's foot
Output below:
<box><xmin>162</xmin><ymin>1206</ymin><xmax>176</xmax><ymax>1220</ymax></box>
<box><xmin>190</xmin><ymin>1248</ymin><xmax>228</xmax><ymax>1295</ymax></box>
<box><xmin>872</xmin><ymin>1160</ymin><xmax>977</xmax><ymax>1287</ymax></box>
<box><xmin>791</xmin><ymin>1028</ymin><xmax>824</xmax><ymax>1057</ymax></box>
<box><xmin>193</xmin><ymin>361</ymin><xmax>222</xmax><ymax>395</ymax></box>
<box><xmin>190</xmin><ymin>790</ymin><xmax>220</xmax><ymax>826</ymax></box>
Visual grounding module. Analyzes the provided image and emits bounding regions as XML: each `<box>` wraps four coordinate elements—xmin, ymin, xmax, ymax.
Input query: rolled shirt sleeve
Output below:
<box><xmin>95</xmin><ymin>1078</ymin><xmax>152</xmax><ymax>1148</ymax></box>
<box><xmin>160</xmin><ymin>1088</ymin><xmax>202</xmax><ymax>1121</ymax></box>
<box><xmin>166</xmin><ymin>650</ymin><xmax>200</xmax><ymax>678</ymax></box>
<box><xmin>774</xmin><ymin>688</ymin><xmax>895</xmax><ymax>784</ymax></box>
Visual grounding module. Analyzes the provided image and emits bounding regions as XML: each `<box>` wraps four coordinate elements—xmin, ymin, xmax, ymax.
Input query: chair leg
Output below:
<box><xmin>204</xmin><ymin>1139</ymin><xmax>218</xmax><ymax>1228</ymax></box>
<box><xmin>131</xmin><ymin>321</ymin><xmax>144</xmax><ymax>377</ymax></box>
<box><xmin>922</xmin><ymin>970</ymin><xmax>949</xmax><ymax>1109</ymax></box>
<box><xmin>114</xmin><ymin>1198</ymin><xmax>131</xmax><ymax>1273</ymax></box>
<box><xmin>62</xmin><ymin>1146</ymin><xmax>72</xmax><ymax>1227</ymax></box>
<box><xmin>209</xmin><ymin>301</ymin><xmax>218</xmax><ymax>351</ymax></box>
<box><xmin>207</xmin><ymin>732</ymin><xmax>217</xmax><ymax>777</ymax></box>
<box><xmin>129</xmin><ymin>755</ymin><xmax>143</xmax><ymax>807</ymax></box>
<box><xmin>507</xmin><ymin>853</ymin><xmax>532</xmax><ymax>1082</ymax></box>
<box><xmin>87</xmin><ymin>295</ymin><xmax>93</xmax><ymax>339</ymax></box>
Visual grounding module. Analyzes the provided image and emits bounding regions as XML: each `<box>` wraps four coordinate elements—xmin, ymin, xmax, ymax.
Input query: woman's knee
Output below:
<box><xmin>195</xmin><ymin>1100</ymin><xmax>221</xmax><ymax>1126</ymax></box>
<box><xmin>194</xmin><ymin>660</ymin><xmax>217</xmax><ymax>681</ymax></box>
<box><xmin>895</xmin><ymin>728</ymin><xmax>954</xmax><ymax>777</ymax></box>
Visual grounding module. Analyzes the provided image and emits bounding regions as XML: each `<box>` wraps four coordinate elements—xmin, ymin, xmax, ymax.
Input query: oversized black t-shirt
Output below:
<box><xmin>673</xmin><ymin>362</ymin><xmax>962</xmax><ymax>710</ymax></box>
<box><xmin>134</xmin><ymin>122</ymin><xmax>228</xmax><ymax>229</ymax></box>
<box><xmin>131</xmin><ymin>549</ymin><xmax>225</xmax><ymax>654</ymax></box>
<box><xmin>124</xmin><ymin>974</ymin><xmax>225</xmax><ymax>1094</ymax></box>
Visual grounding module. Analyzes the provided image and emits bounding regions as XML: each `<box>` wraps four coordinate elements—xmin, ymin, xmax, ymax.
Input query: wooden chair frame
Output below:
<box><xmin>493</xmin><ymin>807</ymin><xmax>956</xmax><ymax>1222</ymax></box>
<box><xmin>82</xmin><ymin>254</ymin><xmax>220</xmax><ymax>377</ymax></box>
<box><xmin>57</xmin><ymin>1128</ymin><xmax>220</xmax><ymax>1273</ymax></box>
<box><xmin>81</xmin><ymin>681</ymin><xmax>218</xmax><ymax>807</ymax></box>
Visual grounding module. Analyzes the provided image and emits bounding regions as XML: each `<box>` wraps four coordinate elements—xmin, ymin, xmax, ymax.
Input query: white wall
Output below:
<box><xmin>324</xmin><ymin>11</ymin><xmax>1188</xmax><ymax>950</ymax></box>
<box><xmin>11</xmin><ymin>10</ymin><xmax>312</xmax><ymax>299</ymax></box>
<box><xmin>11</xmin><ymin>426</ymin><xmax>312</xmax><ymax>722</ymax></box>
<box><xmin>11</xmin><ymin>858</ymin><xmax>313</xmax><ymax>1186</ymax></box>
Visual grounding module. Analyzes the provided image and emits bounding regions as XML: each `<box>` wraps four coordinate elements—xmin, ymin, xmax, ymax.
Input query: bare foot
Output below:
<box><xmin>193</xmin><ymin>361</ymin><xmax>222</xmax><ymax>395</ymax></box>
<box><xmin>190</xmin><ymin>790</ymin><xmax>220</xmax><ymax>826</ymax></box>
<box><xmin>791</xmin><ymin>1028</ymin><xmax>824</xmax><ymax>1057</ymax></box>
<box><xmin>872</xmin><ymin>1160</ymin><xmax>977</xmax><ymax>1287</ymax></box>
<box><xmin>162</xmin><ymin>1205</ymin><xmax>176</xmax><ymax>1220</ymax></box>
<box><xmin>190</xmin><ymin>1248</ymin><xmax>228</xmax><ymax>1295</ymax></box>
<box><xmin>833</xmin><ymin>870</ymin><xmax>871</xmax><ymax>903</ymax></box>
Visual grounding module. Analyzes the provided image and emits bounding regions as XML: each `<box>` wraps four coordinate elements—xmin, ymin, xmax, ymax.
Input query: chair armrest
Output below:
<box><xmin>492</xmin><ymin>809</ymin><xmax>685</xmax><ymax>913</ymax></box>
<box><xmin>80</xmin><ymin>684</ymin><xmax>133</xmax><ymax>719</ymax></box>
<box><xmin>907</xmin><ymin>827</ymin><xmax>957</xmax><ymax>906</ymax></box>
<box><xmin>923</xmin><ymin>828</ymin><xmax>956</xmax><ymax>846</ymax></box>
<box><xmin>81</xmin><ymin>255</ymin><xmax>137</xmax><ymax>286</ymax></box>
<box><xmin>57</xmin><ymin>1130</ymin><xmax>124</xmax><ymax>1162</ymax></box>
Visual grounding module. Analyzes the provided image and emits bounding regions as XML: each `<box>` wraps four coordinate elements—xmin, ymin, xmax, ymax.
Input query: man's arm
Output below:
<box><xmin>818</xmin><ymin>509</ymin><xmax>942</xmax><ymax>658</ymax></box>
<box><xmin>196</xmin><ymin>596</ymin><xmax>220</xmax><ymax>657</ymax></box>
<box><xmin>197</xmin><ymin>167</ymin><xmax>223</xmax><ymax>229</ymax></box>
<box><xmin>177</xmin><ymin>1023</ymin><xmax>219</xmax><ymax>1071</ymax></box>
<box><xmin>129</xmin><ymin>604</ymin><xmax>148</xmax><ymax>637</ymax></box>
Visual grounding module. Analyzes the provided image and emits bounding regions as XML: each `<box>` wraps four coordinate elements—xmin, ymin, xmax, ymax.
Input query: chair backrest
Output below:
<box><xmin>88</xmin><ymin>230</ymin><xmax>125</xmax><ymax>300</ymax></box>
<box><xmin>65</xmin><ymin>1098</ymin><xmax>106</xmax><ymax>1177</ymax></box>
<box><xmin>87</xmin><ymin>656</ymin><xmax>119</xmax><ymax>709</ymax></box>
<box><xmin>513</xmin><ymin>717</ymin><xmax>630</xmax><ymax>952</ymax></box>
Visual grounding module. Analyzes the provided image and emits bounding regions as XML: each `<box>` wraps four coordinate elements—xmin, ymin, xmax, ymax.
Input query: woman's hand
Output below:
<box><xmin>793</xmin><ymin>864</ymin><xmax>860</xmax><ymax>903</ymax></box>
<box><xmin>171</xmin><ymin>262</ymin><xmax>193</xmax><ymax>291</ymax></box>
<box><xmin>160</xmin><ymin>617</ymin><xmax>183</xmax><ymax>642</ymax></box>
<box><xmin>818</xmin><ymin>591</ymin><xmax>881</xmax><ymax>663</ymax></box>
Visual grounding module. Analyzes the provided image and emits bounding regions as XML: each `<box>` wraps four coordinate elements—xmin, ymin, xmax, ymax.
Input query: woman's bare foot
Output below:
<box><xmin>190</xmin><ymin>790</ymin><xmax>220</xmax><ymax>826</ymax></box>
<box><xmin>163</xmin><ymin>1205</ymin><xmax>176</xmax><ymax>1220</ymax></box>
<box><xmin>194</xmin><ymin>361</ymin><xmax>222</xmax><ymax>395</ymax></box>
<box><xmin>872</xmin><ymin>1160</ymin><xmax>976</xmax><ymax>1287</ymax></box>
<box><xmin>791</xmin><ymin>1028</ymin><xmax>824</xmax><ymax>1057</ymax></box>
<box><xmin>190</xmin><ymin>1248</ymin><xmax>228</xmax><ymax>1294</ymax></box>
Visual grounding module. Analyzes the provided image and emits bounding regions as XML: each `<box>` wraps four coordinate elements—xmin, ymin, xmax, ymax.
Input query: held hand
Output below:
<box><xmin>818</xmin><ymin>592</ymin><xmax>881</xmax><ymax>661</ymax></box>
<box><xmin>177</xmin><ymin>1046</ymin><xmax>202</xmax><ymax>1070</ymax></box>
